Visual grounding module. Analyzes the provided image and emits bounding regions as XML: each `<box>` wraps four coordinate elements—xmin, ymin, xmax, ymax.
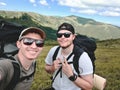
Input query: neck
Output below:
<box><xmin>22</xmin><ymin>60</ymin><xmax>33</xmax><ymax>70</ymax></box>
<box><xmin>18</xmin><ymin>54</ymin><xmax>33</xmax><ymax>70</ymax></box>
<box><xmin>61</xmin><ymin>44</ymin><xmax>74</xmax><ymax>56</ymax></box>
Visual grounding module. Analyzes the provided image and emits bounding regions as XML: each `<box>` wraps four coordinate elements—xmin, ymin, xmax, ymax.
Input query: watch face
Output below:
<box><xmin>69</xmin><ymin>74</ymin><xmax>77</xmax><ymax>81</ymax></box>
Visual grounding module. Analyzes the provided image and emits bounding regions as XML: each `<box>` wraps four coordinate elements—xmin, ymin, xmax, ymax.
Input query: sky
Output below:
<box><xmin>0</xmin><ymin>0</ymin><xmax>120</xmax><ymax>27</ymax></box>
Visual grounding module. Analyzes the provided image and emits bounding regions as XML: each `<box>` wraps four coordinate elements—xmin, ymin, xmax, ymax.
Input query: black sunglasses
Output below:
<box><xmin>20</xmin><ymin>37</ymin><xmax>44</xmax><ymax>47</ymax></box>
<box><xmin>56</xmin><ymin>33</ymin><xmax>72</xmax><ymax>38</ymax></box>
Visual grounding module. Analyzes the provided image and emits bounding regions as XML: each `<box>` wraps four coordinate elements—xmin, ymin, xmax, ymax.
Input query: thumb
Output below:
<box><xmin>64</xmin><ymin>58</ymin><xmax>68</xmax><ymax>64</ymax></box>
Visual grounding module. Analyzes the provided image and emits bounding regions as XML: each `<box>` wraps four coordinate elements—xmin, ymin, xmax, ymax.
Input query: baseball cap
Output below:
<box><xmin>19</xmin><ymin>27</ymin><xmax>46</xmax><ymax>40</ymax></box>
<box><xmin>57</xmin><ymin>22</ymin><xmax>75</xmax><ymax>34</ymax></box>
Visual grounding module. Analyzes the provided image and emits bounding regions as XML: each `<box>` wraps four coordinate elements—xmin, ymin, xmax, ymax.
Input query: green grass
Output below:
<box><xmin>30</xmin><ymin>40</ymin><xmax>120</xmax><ymax>90</ymax></box>
<box><xmin>30</xmin><ymin>46</ymin><xmax>53</xmax><ymax>90</ymax></box>
<box><xmin>94</xmin><ymin>47</ymin><xmax>120</xmax><ymax>90</ymax></box>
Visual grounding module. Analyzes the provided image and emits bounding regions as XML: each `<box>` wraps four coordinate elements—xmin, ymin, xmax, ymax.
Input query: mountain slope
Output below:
<box><xmin>0</xmin><ymin>10</ymin><xmax>120</xmax><ymax>40</ymax></box>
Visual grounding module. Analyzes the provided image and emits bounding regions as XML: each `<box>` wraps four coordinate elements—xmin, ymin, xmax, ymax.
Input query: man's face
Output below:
<box><xmin>17</xmin><ymin>33</ymin><xmax>44</xmax><ymax>60</ymax></box>
<box><xmin>57</xmin><ymin>30</ymin><xmax>75</xmax><ymax>48</ymax></box>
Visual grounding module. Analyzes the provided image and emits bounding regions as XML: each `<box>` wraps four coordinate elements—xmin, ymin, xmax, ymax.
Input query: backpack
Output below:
<box><xmin>0</xmin><ymin>20</ymin><xmax>25</xmax><ymax>57</ymax></box>
<box><xmin>73</xmin><ymin>34</ymin><xmax>97</xmax><ymax>74</ymax></box>
<box><xmin>52</xmin><ymin>34</ymin><xmax>97</xmax><ymax>76</ymax></box>
<box><xmin>0</xmin><ymin>20</ymin><xmax>36</xmax><ymax>90</ymax></box>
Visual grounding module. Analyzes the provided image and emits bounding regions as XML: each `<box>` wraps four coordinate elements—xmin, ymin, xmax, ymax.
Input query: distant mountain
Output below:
<box><xmin>0</xmin><ymin>10</ymin><xmax>120</xmax><ymax>41</ymax></box>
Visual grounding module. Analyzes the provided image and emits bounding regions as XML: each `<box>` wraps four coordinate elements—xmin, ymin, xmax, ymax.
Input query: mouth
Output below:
<box><xmin>28</xmin><ymin>50</ymin><xmax>38</xmax><ymax>54</ymax></box>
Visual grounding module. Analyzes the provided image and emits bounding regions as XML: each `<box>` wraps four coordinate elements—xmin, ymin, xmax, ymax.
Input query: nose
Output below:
<box><xmin>30</xmin><ymin>42</ymin><xmax>37</xmax><ymax>48</ymax></box>
<box><xmin>61</xmin><ymin>35</ymin><xmax>65</xmax><ymax>38</ymax></box>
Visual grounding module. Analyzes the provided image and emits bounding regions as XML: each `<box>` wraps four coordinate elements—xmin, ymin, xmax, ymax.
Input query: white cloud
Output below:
<box><xmin>29</xmin><ymin>0</ymin><xmax>48</xmax><ymax>7</ymax></box>
<box><xmin>58</xmin><ymin>0</ymin><xmax>88</xmax><ymax>8</ymax></box>
<box><xmin>71</xmin><ymin>8</ymin><xmax>97</xmax><ymax>14</ymax></box>
<box><xmin>56</xmin><ymin>0</ymin><xmax>120</xmax><ymax>17</ymax></box>
<box><xmin>33</xmin><ymin>3</ymin><xmax>37</xmax><ymax>7</ymax></box>
<box><xmin>109</xmin><ymin>7</ymin><xmax>120</xmax><ymax>12</ymax></box>
<box><xmin>0</xmin><ymin>2</ymin><xmax>7</xmax><ymax>6</ymax></box>
<box><xmin>100</xmin><ymin>11</ymin><xmax>120</xmax><ymax>16</ymax></box>
<box><xmin>29</xmin><ymin>0</ymin><xmax>36</xmax><ymax>3</ymax></box>
<box><xmin>29</xmin><ymin>0</ymin><xmax>37</xmax><ymax>7</ymax></box>
<box><xmin>82</xmin><ymin>0</ymin><xmax>120</xmax><ymax>7</ymax></box>
<box><xmin>39</xmin><ymin>0</ymin><xmax>48</xmax><ymax>6</ymax></box>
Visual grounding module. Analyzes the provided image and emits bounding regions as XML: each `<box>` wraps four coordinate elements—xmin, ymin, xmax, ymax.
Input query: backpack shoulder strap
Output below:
<box><xmin>0</xmin><ymin>41</ymin><xmax>4</xmax><ymax>57</ymax></box>
<box><xmin>5</xmin><ymin>61</ymin><xmax>20</xmax><ymax>90</ymax></box>
<box><xmin>53</xmin><ymin>46</ymin><xmax>60</xmax><ymax>61</ymax></box>
<box><xmin>73</xmin><ymin>45</ymin><xmax>84</xmax><ymax>75</ymax></box>
<box><xmin>52</xmin><ymin>47</ymin><xmax>73</xmax><ymax>83</ymax></box>
<box><xmin>52</xmin><ymin>45</ymin><xmax>84</xmax><ymax>75</ymax></box>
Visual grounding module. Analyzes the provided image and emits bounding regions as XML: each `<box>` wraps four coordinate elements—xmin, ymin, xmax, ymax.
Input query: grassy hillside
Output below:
<box><xmin>0</xmin><ymin>16</ymin><xmax>57</xmax><ymax>40</ymax></box>
<box><xmin>0</xmin><ymin>10</ymin><xmax>120</xmax><ymax>41</ymax></box>
<box><xmin>30</xmin><ymin>39</ymin><xmax>120</xmax><ymax>90</ymax></box>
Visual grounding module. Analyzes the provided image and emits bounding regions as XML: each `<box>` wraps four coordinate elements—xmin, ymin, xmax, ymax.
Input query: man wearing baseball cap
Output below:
<box><xmin>45</xmin><ymin>23</ymin><xmax>93</xmax><ymax>90</ymax></box>
<box><xmin>0</xmin><ymin>27</ymin><xmax>46</xmax><ymax>90</ymax></box>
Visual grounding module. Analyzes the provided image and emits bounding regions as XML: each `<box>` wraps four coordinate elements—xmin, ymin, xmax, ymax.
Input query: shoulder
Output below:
<box><xmin>46</xmin><ymin>45</ymin><xmax>60</xmax><ymax>57</ymax></box>
<box><xmin>78</xmin><ymin>52</ymin><xmax>93</xmax><ymax>75</ymax></box>
<box><xmin>0</xmin><ymin>59</ymin><xmax>14</xmax><ymax>80</ymax></box>
<box><xmin>45</xmin><ymin>46</ymin><xmax>60</xmax><ymax>64</ymax></box>
<box><xmin>0</xmin><ymin>59</ymin><xmax>13</xmax><ymax>66</ymax></box>
<box><xmin>0</xmin><ymin>58</ymin><xmax>19</xmax><ymax>71</ymax></box>
<box><xmin>81</xmin><ymin>52</ymin><xmax>89</xmax><ymax>57</ymax></box>
<box><xmin>0</xmin><ymin>59</ymin><xmax>15</xmax><ymax>70</ymax></box>
<box><xmin>47</xmin><ymin>46</ymin><xmax>60</xmax><ymax>55</ymax></box>
<box><xmin>50</xmin><ymin>46</ymin><xmax>60</xmax><ymax>51</ymax></box>
<box><xmin>79</xmin><ymin>52</ymin><xmax>91</xmax><ymax>63</ymax></box>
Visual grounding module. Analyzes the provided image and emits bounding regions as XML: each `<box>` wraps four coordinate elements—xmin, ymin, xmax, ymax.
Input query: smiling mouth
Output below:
<box><xmin>28</xmin><ymin>50</ymin><xmax>37</xmax><ymax>53</ymax></box>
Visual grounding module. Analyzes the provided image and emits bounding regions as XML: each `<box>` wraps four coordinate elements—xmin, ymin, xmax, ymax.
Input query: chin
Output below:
<box><xmin>60</xmin><ymin>46</ymin><xmax>67</xmax><ymax>49</ymax></box>
<box><xmin>27</xmin><ymin>56</ymin><xmax>37</xmax><ymax>60</ymax></box>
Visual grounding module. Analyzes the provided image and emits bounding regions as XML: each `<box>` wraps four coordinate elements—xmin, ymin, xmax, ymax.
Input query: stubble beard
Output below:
<box><xmin>61</xmin><ymin>43</ymin><xmax>72</xmax><ymax>50</ymax></box>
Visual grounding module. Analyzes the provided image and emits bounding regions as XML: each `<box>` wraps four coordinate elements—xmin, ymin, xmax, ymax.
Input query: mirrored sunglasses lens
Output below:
<box><xmin>36</xmin><ymin>42</ymin><xmax>44</xmax><ymax>47</ymax></box>
<box><xmin>36</xmin><ymin>40</ymin><xmax>44</xmax><ymax>47</ymax></box>
<box><xmin>23</xmin><ymin>38</ymin><xmax>33</xmax><ymax>45</ymax></box>
<box><xmin>22</xmin><ymin>38</ymin><xmax>44</xmax><ymax>47</ymax></box>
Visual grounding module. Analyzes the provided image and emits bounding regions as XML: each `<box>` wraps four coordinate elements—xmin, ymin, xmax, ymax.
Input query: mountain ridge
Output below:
<box><xmin>0</xmin><ymin>10</ymin><xmax>120</xmax><ymax>41</ymax></box>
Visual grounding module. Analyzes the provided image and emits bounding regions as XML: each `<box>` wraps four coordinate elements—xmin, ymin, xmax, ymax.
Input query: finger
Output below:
<box><xmin>56</xmin><ymin>58</ymin><xmax>61</xmax><ymax>64</ymax></box>
<box><xmin>61</xmin><ymin>59</ymin><xmax>65</xmax><ymax>66</ymax></box>
<box><xmin>57</xmin><ymin>57</ymin><xmax>61</xmax><ymax>61</ymax></box>
<box><xmin>64</xmin><ymin>59</ymin><xmax>68</xmax><ymax>65</ymax></box>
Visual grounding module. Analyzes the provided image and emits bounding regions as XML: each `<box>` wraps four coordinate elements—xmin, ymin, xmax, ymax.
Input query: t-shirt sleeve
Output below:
<box><xmin>0</xmin><ymin>60</ymin><xmax>14</xmax><ymax>82</ymax></box>
<box><xmin>78</xmin><ymin>52</ymin><xmax>93</xmax><ymax>75</ymax></box>
<box><xmin>45</xmin><ymin>46</ymin><xmax>59</xmax><ymax>65</ymax></box>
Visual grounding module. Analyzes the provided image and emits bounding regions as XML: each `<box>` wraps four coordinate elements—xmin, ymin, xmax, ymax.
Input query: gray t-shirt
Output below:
<box><xmin>0</xmin><ymin>55</ymin><xmax>36</xmax><ymax>90</ymax></box>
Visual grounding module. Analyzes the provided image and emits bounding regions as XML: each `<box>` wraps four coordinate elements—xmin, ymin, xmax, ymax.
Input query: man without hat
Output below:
<box><xmin>45</xmin><ymin>22</ymin><xmax>93</xmax><ymax>90</ymax></box>
<box><xmin>0</xmin><ymin>27</ymin><xmax>46</xmax><ymax>90</ymax></box>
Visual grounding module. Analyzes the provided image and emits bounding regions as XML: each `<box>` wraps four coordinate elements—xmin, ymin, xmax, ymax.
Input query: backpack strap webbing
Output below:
<box><xmin>53</xmin><ymin>46</ymin><xmax>60</xmax><ymax>61</ymax></box>
<box><xmin>5</xmin><ymin>62</ymin><xmax>20</xmax><ymax>90</ymax></box>
<box><xmin>52</xmin><ymin>46</ymin><xmax>60</xmax><ymax>83</ymax></box>
<box><xmin>0</xmin><ymin>41</ymin><xmax>4</xmax><ymax>57</ymax></box>
<box><xmin>52</xmin><ymin>46</ymin><xmax>73</xmax><ymax>83</ymax></box>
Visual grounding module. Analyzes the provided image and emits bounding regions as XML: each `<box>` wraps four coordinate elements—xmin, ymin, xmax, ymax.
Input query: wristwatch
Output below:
<box><xmin>68</xmin><ymin>73</ymin><xmax>77</xmax><ymax>81</ymax></box>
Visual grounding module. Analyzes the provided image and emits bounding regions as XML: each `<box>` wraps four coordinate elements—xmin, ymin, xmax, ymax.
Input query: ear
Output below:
<box><xmin>72</xmin><ymin>34</ymin><xmax>76</xmax><ymax>40</ymax></box>
<box><xmin>16</xmin><ymin>41</ymin><xmax>21</xmax><ymax>48</ymax></box>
